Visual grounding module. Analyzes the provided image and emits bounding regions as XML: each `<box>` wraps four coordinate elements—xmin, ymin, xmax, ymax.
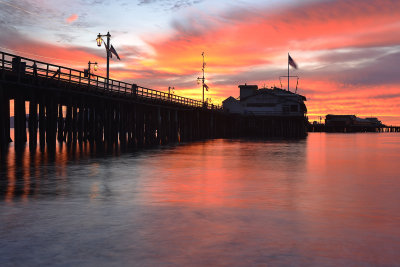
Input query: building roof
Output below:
<box><xmin>239</xmin><ymin>86</ymin><xmax>306</xmax><ymax>102</ymax></box>
<box><xmin>222</xmin><ymin>96</ymin><xmax>239</xmax><ymax>104</ymax></box>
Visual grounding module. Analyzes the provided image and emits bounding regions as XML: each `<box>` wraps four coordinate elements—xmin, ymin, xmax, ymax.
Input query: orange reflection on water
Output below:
<box><xmin>4</xmin><ymin>152</ymin><xmax>15</xmax><ymax>203</ymax></box>
<box><xmin>141</xmin><ymin>139</ymin><xmax>307</xmax><ymax>210</ymax></box>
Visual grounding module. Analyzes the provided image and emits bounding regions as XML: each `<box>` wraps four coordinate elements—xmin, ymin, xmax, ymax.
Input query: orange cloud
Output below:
<box><xmin>66</xmin><ymin>14</ymin><xmax>78</xmax><ymax>24</ymax></box>
<box><xmin>145</xmin><ymin>0</ymin><xmax>400</xmax><ymax>71</ymax></box>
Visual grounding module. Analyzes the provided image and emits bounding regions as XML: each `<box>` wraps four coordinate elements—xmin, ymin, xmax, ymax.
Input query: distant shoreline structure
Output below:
<box><xmin>309</xmin><ymin>114</ymin><xmax>400</xmax><ymax>133</ymax></box>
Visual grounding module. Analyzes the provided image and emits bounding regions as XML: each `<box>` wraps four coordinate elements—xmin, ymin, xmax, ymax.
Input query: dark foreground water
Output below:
<box><xmin>1</xmin><ymin>133</ymin><xmax>400</xmax><ymax>266</ymax></box>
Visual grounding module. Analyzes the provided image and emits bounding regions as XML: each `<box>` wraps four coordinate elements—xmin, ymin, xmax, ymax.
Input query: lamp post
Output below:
<box><xmin>84</xmin><ymin>61</ymin><xmax>98</xmax><ymax>85</ymax></box>
<box><xmin>87</xmin><ymin>61</ymin><xmax>98</xmax><ymax>78</ymax></box>
<box><xmin>96</xmin><ymin>32</ymin><xmax>111</xmax><ymax>88</ymax></box>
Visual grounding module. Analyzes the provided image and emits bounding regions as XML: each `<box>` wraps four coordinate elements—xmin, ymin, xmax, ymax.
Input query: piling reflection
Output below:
<box><xmin>1</xmin><ymin>130</ymin><xmax>121</xmax><ymax>202</ymax></box>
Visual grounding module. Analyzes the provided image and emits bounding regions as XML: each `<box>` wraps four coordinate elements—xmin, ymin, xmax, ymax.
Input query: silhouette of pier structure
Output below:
<box><xmin>308</xmin><ymin>115</ymin><xmax>400</xmax><ymax>133</ymax></box>
<box><xmin>0</xmin><ymin>51</ymin><xmax>228</xmax><ymax>155</ymax></box>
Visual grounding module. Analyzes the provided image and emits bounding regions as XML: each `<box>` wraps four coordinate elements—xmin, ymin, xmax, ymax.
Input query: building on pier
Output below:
<box><xmin>222</xmin><ymin>84</ymin><xmax>308</xmax><ymax>138</ymax></box>
<box><xmin>325</xmin><ymin>115</ymin><xmax>384</xmax><ymax>132</ymax></box>
<box><xmin>223</xmin><ymin>84</ymin><xmax>307</xmax><ymax>116</ymax></box>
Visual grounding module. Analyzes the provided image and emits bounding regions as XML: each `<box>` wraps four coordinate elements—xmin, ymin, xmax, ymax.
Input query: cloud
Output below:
<box><xmin>66</xmin><ymin>14</ymin><xmax>78</xmax><ymax>24</ymax></box>
<box><xmin>298</xmin><ymin>47</ymin><xmax>400</xmax><ymax>87</ymax></box>
<box><xmin>138</xmin><ymin>0</ymin><xmax>204</xmax><ymax>10</ymax></box>
<box><xmin>142</xmin><ymin>0</ymin><xmax>400</xmax><ymax>78</ymax></box>
<box><xmin>0</xmin><ymin>24</ymin><xmax>102</xmax><ymax>66</ymax></box>
<box><xmin>371</xmin><ymin>93</ymin><xmax>400</xmax><ymax>100</ymax></box>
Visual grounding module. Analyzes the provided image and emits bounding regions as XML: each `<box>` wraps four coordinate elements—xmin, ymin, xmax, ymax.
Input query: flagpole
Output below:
<box><xmin>288</xmin><ymin>53</ymin><xmax>289</xmax><ymax>92</ymax></box>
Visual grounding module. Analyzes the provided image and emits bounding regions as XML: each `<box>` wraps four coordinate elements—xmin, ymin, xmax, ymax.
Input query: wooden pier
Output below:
<box><xmin>0</xmin><ymin>51</ymin><xmax>228</xmax><ymax>156</ymax></box>
<box><xmin>0</xmin><ymin>51</ymin><xmax>310</xmax><ymax>159</ymax></box>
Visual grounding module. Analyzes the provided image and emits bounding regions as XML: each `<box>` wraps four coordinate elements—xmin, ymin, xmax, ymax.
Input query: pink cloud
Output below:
<box><xmin>66</xmin><ymin>14</ymin><xmax>78</xmax><ymax>24</ymax></box>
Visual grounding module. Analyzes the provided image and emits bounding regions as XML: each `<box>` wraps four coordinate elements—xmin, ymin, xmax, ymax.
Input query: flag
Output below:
<box><xmin>288</xmin><ymin>54</ymin><xmax>297</xmax><ymax>69</ymax></box>
<box><xmin>110</xmin><ymin>45</ymin><xmax>120</xmax><ymax>60</ymax></box>
<box><xmin>103</xmin><ymin>42</ymin><xmax>111</xmax><ymax>58</ymax></box>
<box><xmin>204</xmin><ymin>83</ymin><xmax>209</xmax><ymax>91</ymax></box>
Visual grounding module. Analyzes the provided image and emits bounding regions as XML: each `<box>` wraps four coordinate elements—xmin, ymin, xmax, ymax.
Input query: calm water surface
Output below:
<box><xmin>1</xmin><ymin>133</ymin><xmax>400</xmax><ymax>266</ymax></box>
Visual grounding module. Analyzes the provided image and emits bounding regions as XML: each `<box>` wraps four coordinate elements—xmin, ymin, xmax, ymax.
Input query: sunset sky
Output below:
<box><xmin>1</xmin><ymin>0</ymin><xmax>399</xmax><ymax>124</ymax></box>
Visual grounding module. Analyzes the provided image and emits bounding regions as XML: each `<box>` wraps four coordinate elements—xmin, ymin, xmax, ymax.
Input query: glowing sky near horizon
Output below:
<box><xmin>1</xmin><ymin>0</ymin><xmax>400</xmax><ymax>124</ymax></box>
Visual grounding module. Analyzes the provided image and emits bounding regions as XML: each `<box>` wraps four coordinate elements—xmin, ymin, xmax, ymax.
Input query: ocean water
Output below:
<box><xmin>1</xmin><ymin>133</ymin><xmax>400</xmax><ymax>266</ymax></box>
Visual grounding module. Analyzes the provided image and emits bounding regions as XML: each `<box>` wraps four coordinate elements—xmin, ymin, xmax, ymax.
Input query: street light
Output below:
<box><xmin>88</xmin><ymin>61</ymin><xmax>98</xmax><ymax>73</ymax></box>
<box><xmin>84</xmin><ymin>61</ymin><xmax>98</xmax><ymax>79</ymax></box>
<box><xmin>96</xmin><ymin>32</ymin><xmax>111</xmax><ymax>89</ymax></box>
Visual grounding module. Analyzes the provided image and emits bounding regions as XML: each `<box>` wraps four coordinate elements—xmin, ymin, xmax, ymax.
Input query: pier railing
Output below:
<box><xmin>0</xmin><ymin>51</ymin><xmax>220</xmax><ymax>110</ymax></box>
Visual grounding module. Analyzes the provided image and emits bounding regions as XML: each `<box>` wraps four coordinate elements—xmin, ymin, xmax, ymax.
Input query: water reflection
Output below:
<box><xmin>140</xmin><ymin>140</ymin><xmax>307</xmax><ymax>210</ymax></box>
<box><xmin>1</xmin><ymin>134</ymin><xmax>114</xmax><ymax>202</ymax></box>
<box><xmin>1</xmin><ymin>133</ymin><xmax>400</xmax><ymax>266</ymax></box>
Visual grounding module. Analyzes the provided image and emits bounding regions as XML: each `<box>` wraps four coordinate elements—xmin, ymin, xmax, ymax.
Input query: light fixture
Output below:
<box><xmin>93</xmin><ymin>62</ymin><xmax>98</xmax><ymax>71</ymax></box>
<box><xmin>96</xmin><ymin>34</ymin><xmax>103</xmax><ymax>47</ymax></box>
